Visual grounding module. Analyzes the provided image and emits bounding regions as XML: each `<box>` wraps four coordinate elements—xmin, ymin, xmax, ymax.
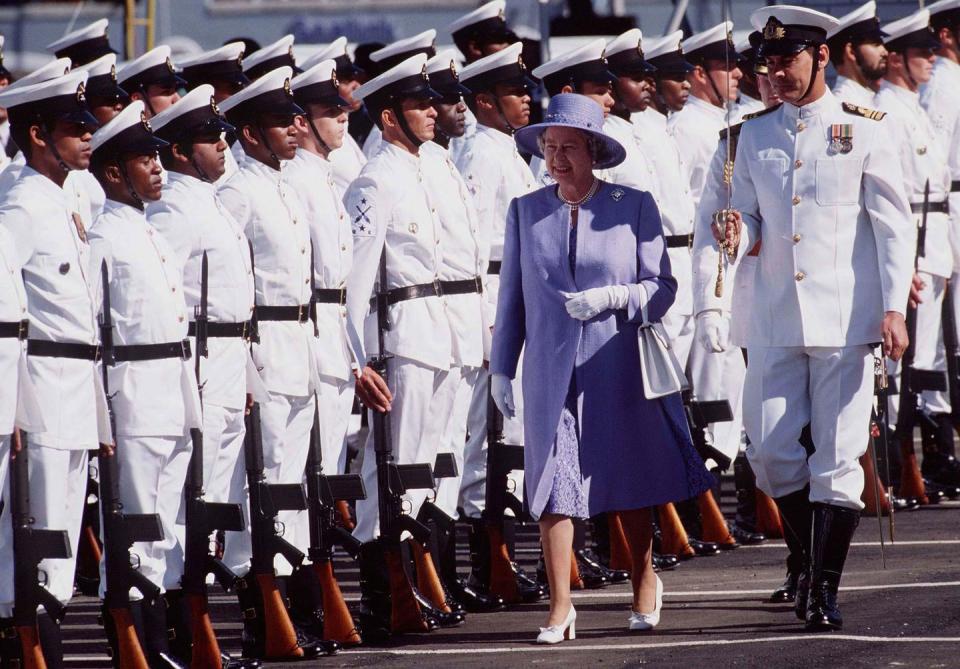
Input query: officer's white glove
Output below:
<box><xmin>560</xmin><ymin>285</ymin><xmax>630</xmax><ymax>321</ymax></box>
<box><xmin>697</xmin><ymin>310</ymin><xmax>729</xmax><ymax>353</ymax></box>
<box><xmin>490</xmin><ymin>373</ymin><xmax>516</xmax><ymax>419</ymax></box>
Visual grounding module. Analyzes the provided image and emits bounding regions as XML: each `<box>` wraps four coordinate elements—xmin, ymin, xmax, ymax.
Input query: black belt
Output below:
<box><xmin>369</xmin><ymin>277</ymin><xmax>482</xmax><ymax>311</ymax></box>
<box><xmin>0</xmin><ymin>320</ymin><xmax>29</xmax><ymax>340</ymax></box>
<box><xmin>487</xmin><ymin>261</ymin><xmax>501</xmax><ymax>275</ymax></box>
<box><xmin>113</xmin><ymin>339</ymin><xmax>192</xmax><ymax>363</ymax></box>
<box><xmin>27</xmin><ymin>340</ymin><xmax>100</xmax><ymax>361</ymax></box>
<box><xmin>666</xmin><ymin>234</ymin><xmax>693</xmax><ymax>249</ymax></box>
<box><xmin>313</xmin><ymin>288</ymin><xmax>347</xmax><ymax>306</ymax></box>
<box><xmin>951</xmin><ymin>181</ymin><xmax>960</xmax><ymax>192</ymax></box>
<box><xmin>188</xmin><ymin>321</ymin><xmax>253</xmax><ymax>338</ymax></box>
<box><xmin>911</xmin><ymin>201</ymin><xmax>950</xmax><ymax>214</ymax></box>
<box><xmin>256</xmin><ymin>305</ymin><xmax>311</xmax><ymax>323</ymax></box>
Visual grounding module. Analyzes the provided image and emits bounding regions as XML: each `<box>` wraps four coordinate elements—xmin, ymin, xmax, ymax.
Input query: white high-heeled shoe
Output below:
<box><xmin>628</xmin><ymin>574</ymin><xmax>663</xmax><ymax>631</ymax></box>
<box><xmin>537</xmin><ymin>605</ymin><xmax>577</xmax><ymax>644</ymax></box>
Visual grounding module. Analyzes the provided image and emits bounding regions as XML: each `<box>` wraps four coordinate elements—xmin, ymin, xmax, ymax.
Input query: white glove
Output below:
<box><xmin>697</xmin><ymin>310</ymin><xmax>729</xmax><ymax>353</ymax></box>
<box><xmin>490</xmin><ymin>373</ymin><xmax>516</xmax><ymax>419</ymax></box>
<box><xmin>560</xmin><ymin>285</ymin><xmax>630</xmax><ymax>321</ymax></box>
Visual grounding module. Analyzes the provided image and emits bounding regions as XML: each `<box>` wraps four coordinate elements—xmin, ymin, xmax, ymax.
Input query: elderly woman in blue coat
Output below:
<box><xmin>490</xmin><ymin>94</ymin><xmax>713</xmax><ymax>643</ymax></box>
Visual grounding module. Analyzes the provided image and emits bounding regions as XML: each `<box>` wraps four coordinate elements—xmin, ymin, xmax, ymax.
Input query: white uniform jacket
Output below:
<box><xmin>920</xmin><ymin>57</ymin><xmax>960</xmax><ymax>268</ymax></box>
<box><xmin>833</xmin><ymin>76</ymin><xmax>876</xmax><ymax>108</ymax></box>
<box><xmin>286</xmin><ymin>150</ymin><xmax>362</xmax><ymax>382</ymax></box>
<box><xmin>147</xmin><ymin>171</ymin><xmax>257</xmax><ymax>411</ymax></box>
<box><xmin>874</xmin><ymin>81</ymin><xmax>952</xmax><ymax>279</ymax></box>
<box><xmin>731</xmin><ymin>90</ymin><xmax>914</xmax><ymax>347</ymax></box>
<box><xmin>667</xmin><ymin>94</ymin><xmax>727</xmax><ymax>207</ymax></box>
<box><xmin>329</xmin><ymin>133</ymin><xmax>367</xmax><ymax>197</ymax></box>
<box><xmin>421</xmin><ymin>140</ymin><xmax>485</xmax><ymax>367</ymax></box>
<box><xmin>343</xmin><ymin>142</ymin><xmax>453</xmax><ymax>370</ymax></box>
<box><xmin>218</xmin><ymin>156</ymin><xmax>316</xmax><ymax>397</ymax></box>
<box><xmin>88</xmin><ymin>200</ymin><xmax>201</xmax><ymax>436</ymax></box>
<box><xmin>1</xmin><ymin>168</ymin><xmax>105</xmax><ymax>450</ymax></box>
<box><xmin>597</xmin><ymin>115</ymin><xmax>659</xmax><ymax>195</ymax></box>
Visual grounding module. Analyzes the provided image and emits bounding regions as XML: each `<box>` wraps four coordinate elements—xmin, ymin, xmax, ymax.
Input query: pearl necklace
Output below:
<box><xmin>558</xmin><ymin>178</ymin><xmax>599</xmax><ymax>212</ymax></box>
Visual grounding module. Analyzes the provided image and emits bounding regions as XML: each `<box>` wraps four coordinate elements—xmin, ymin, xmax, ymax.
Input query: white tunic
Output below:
<box><xmin>286</xmin><ymin>150</ymin><xmax>361</xmax><ymax>382</ymax></box>
<box><xmin>328</xmin><ymin>133</ymin><xmax>367</xmax><ymax>197</ymax></box>
<box><xmin>667</xmin><ymin>93</ymin><xmax>728</xmax><ymax>207</ymax></box>
<box><xmin>218</xmin><ymin>156</ymin><xmax>315</xmax><ymax>397</ymax></box>
<box><xmin>920</xmin><ymin>57</ymin><xmax>960</xmax><ymax>268</ymax></box>
<box><xmin>88</xmin><ymin>200</ymin><xmax>200</xmax><ymax>436</ymax></box>
<box><xmin>147</xmin><ymin>171</ymin><xmax>256</xmax><ymax>411</ymax></box>
<box><xmin>731</xmin><ymin>90</ymin><xmax>914</xmax><ymax>347</ymax></box>
<box><xmin>344</xmin><ymin>141</ymin><xmax>453</xmax><ymax>371</ymax></box>
<box><xmin>833</xmin><ymin>75</ymin><xmax>876</xmax><ymax>108</ymax></box>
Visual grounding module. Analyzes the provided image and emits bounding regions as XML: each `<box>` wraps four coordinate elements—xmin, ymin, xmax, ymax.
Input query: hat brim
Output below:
<box><xmin>121</xmin><ymin>135</ymin><xmax>170</xmax><ymax>156</ymax></box>
<box><xmin>758</xmin><ymin>40</ymin><xmax>820</xmax><ymax>58</ymax></box>
<box><xmin>434</xmin><ymin>82</ymin><xmax>472</xmax><ymax>99</ymax></box>
<box><xmin>64</xmin><ymin>109</ymin><xmax>101</xmax><ymax>130</ymax></box>
<box><xmin>513</xmin><ymin>121</ymin><xmax>625</xmax><ymax>170</ymax></box>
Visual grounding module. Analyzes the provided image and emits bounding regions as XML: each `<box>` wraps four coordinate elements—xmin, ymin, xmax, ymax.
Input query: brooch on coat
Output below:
<box><xmin>828</xmin><ymin>124</ymin><xmax>853</xmax><ymax>155</ymax></box>
<box><xmin>611</xmin><ymin>188</ymin><xmax>625</xmax><ymax>202</ymax></box>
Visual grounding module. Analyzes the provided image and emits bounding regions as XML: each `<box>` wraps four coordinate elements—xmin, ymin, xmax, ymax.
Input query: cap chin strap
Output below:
<box><xmin>38</xmin><ymin>123</ymin><xmax>70</xmax><ymax>174</ymax></box>
<box><xmin>492</xmin><ymin>96</ymin><xmax>517</xmax><ymax>134</ymax></box>
<box><xmin>903</xmin><ymin>55</ymin><xmax>920</xmax><ymax>92</ymax></box>
<box><xmin>184</xmin><ymin>143</ymin><xmax>214</xmax><ymax>183</ymax></box>
<box><xmin>391</xmin><ymin>102</ymin><xmax>425</xmax><ymax>148</ymax></box>
<box><xmin>254</xmin><ymin>123</ymin><xmax>281</xmax><ymax>168</ymax></box>
<box><xmin>433</xmin><ymin>124</ymin><xmax>451</xmax><ymax>148</ymax></box>
<box><xmin>117</xmin><ymin>160</ymin><xmax>144</xmax><ymax>210</ymax></box>
<box><xmin>796</xmin><ymin>46</ymin><xmax>820</xmax><ymax>105</ymax></box>
<box><xmin>138</xmin><ymin>85</ymin><xmax>157</xmax><ymax>117</ymax></box>
<box><xmin>307</xmin><ymin>118</ymin><xmax>333</xmax><ymax>155</ymax></box>
<box><xmin>703</xmin><ymin>66</ymin><xmax>728</xmax><ymax>109</ymax></box>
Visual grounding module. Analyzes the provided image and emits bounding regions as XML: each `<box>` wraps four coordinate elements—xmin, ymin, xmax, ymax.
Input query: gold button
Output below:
<box><xmin>795</xmin><ymin>159</ymin><xmax>803</xmax><ymax>168</ymax></box>
<box><xmin>171</xmin><ymin>286</ymin><xmax>176</xmax><ymax>292</ymax></box>
<box><xmin>795</xmin><ymin>272</ymin><xmax>805</xmax><ymax>281</ymax></box>
<box><xmin>797</xmin><ymin>122</ymin><xmax>806</xmax><ymax>131</ymax></box>
<box><xmin>178</xmin><ymin>315</ymin><xmax>184</xmax><ymax>322</ymax></box>
<box><xmin>341</xmin><ymin>245</ymin><xmax>347</xmax><ymax>251</ymax></box>
<box><xmin>792</xmin><ymin>195</ymin><xmax>801</xmax><ymax>205</ymax></box>
<box><xmin>301</xmin><ymin>247</ymin><xmax>306</xmax><ymax>254</ymax></box>
<box><xmin>793</xmin><ymin>234</ymin><xmax>802</xmax><ymax>243</ymax></box>
<box><xmin>161</xmin><ymin>256</ymin><xmax>166</xmax><ymax>262</ymax></box>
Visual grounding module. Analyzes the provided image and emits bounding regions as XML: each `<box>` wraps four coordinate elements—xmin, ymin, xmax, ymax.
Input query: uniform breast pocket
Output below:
<box><xmin>816</xmin><ymin>158</ymin><xmax>862</xmax><ymax>206</ymax></box>
<box><xmin>753</xmin><ymin>157</ymin><xmax>789</xmax><ymax>198</ymax></box>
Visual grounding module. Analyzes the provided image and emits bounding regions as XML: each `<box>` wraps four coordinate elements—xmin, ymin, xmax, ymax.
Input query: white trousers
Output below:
<box><xmin>434</xmin><ymin>366</ymin><xmax>479</xmax><ymax>519</ymax></box>
<box><xmin>460</xmin><ymin>366</ymin><xmax>524</xmax><ymax>520</ymax></box>
<box><xmin>353</xmin><ymin>357</ymin><xmax>452</xmax><ymax>543</ymax></box>
<box><xmin>99</xmin><ymin>435</ymin><xmax>192</xmax><ymax>597</ymax></box>
<box><xmin>315</xmin><ymin>375</ymin><xmax>356</xmax><ymax>476</ymax></box>
<box><xmin>688</xmin><ymin>336</ymin><xmax>747</xmax><ymax>462</ymax></box>
<box><xmin>257</xmin><ymin>391</ymin><xmax>315</xmax><ymax>576</ymax></box>
<box><xmin>0</xmin><ymin>435</ymin><xmax>12</xmax><ymax>616</ymax></box>
<box><xmin>0</xmin><ymin>444</ymin><xmax>88</xmax><ymax>614</ymax></box>
<box><xmin>743</xmin><ymin>345</ymin><xmax>873</xmax><ymax>510</ymax></box>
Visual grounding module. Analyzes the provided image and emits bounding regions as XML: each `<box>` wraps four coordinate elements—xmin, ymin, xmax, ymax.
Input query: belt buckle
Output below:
<box><xmin>474</xmin><ymin>276</ymin><xmax>482</xmax><ymax>293</ymax></box>
<box><xmin>687</xmin><ymin>233</ymin><xmax>693</xmax><ymax>250</ymax></box>
<box><xmin>180</xmin><ymin>339</ymin><xmax>191</xmax><ymax>361</ymax></box>
<box><xmin>433</xmin><ymin>278</ymin><xmax>443</xmax><ymax>297</ymax></box>
<box><xmin>241</xmin><ymin>321</ymin><xmax>250</xmax><ymax>341</ymax></box>
<box><xmin>298</xmin><ymin>304</ymin><xmax>307</xmax><ymax>322</ymax></box>
<box><xmin>17</xmin><ymin>320</ymin><xmax>28</xmax><ymax>341</ymax></box>
<box><xmin>94</xmin><ymin>344</ymin><xmax>102</xmax><ymax>362</ymax></box>
<box><xmin>339</xmin><ymin>288</ymin><xmax>347</xmax><ymax>307</ymax></box>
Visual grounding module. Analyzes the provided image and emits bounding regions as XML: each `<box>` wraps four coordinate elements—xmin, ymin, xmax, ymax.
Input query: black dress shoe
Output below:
<box><xmin>805</xmin><ymin>581</ymin><xmax>843</xmax><ymax>631</ymax></box>
<box><xmin>577</xmin><ymin>548</ymin><xmax>630</xmax><ymax>584</ymax></box>
<box><xmin>447</xmin><ymin>578</ymin><xmax>506</xmax><ymax>613</ymax></box>
<box><xmin>922</xmin><ymin>480</ymin><xmax>948</xmax><ymax>503</ymax></box>
<box><xmin>411</xmin><ymin>589</ymin><xmax>466</xmax><ymax>628</ymax></box>
<box><xmin>653</xmin><ymin>553</ymin><xmax>679</xmax><ymax>571</ymax></box>
<box><xmin>516</xmin><ymin>566</ymin><xmax>548</xmax><ymax>602</ymax></box>
<box><xmin>892</xmin><ymin>495</ymin><xmax>920</xmax><ymax>512</ymax></box>
<box><xmin>794</xmin><ymin>571</ymin><xmax>810</xmax><ymax>620</ymax></box>
<box><xmin>222</xmin><ymin>652</ymin><xmax>262</xmax><ymax>668</ymax></box>
<box><xmin>688</xmin><ymin>538</ymin><xmax>721</xmax><ymax>556</ymax></box>
<box><xmin>573</xmin><ymin>552</ymin><xmax>610</xmax><ymax>589</ymax></box>
<box><xmin>730</xmin><ymin>521</ymin><xmax>766</xmax><ymax>546</ymax></box>
<box><xmin>770</xmin><ymin>571</ymin><xmax>799</xmax><ymax>603</ymax></box>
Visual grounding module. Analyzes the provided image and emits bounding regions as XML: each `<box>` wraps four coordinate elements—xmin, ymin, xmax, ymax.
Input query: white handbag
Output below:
<box><xmin>637</xmin><ymin>321</ymin><xmax>689</xmax><ymax>399</ymax></box>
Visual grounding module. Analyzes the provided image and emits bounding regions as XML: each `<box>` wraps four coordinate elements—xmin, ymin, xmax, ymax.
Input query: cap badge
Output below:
<box><xmin>166</xmin><ymin>57</ymin><xmax>175</xmax><ymax>73</ymax></box>
<box><xmin>421</xmin><ymin>63</ymin><xmax>429</xmax><ymax>83</ymax></box>
<box><xmin>237</xmin><ymin>53</ymin><xmax>244</xmax><ymax>68</ymax></box>
<box><xmin>331</xmin><ymin>68</ymin><xmax>340</xmax><ymax>88</ymax></box>
<box><xmin>210</xmin><ymin>95</ymin><xmax>222</xmax><ymax>116</ymax></box>
<box><xmin>76</xmin><ymin>82</ymin><xmax>86</xmax><ymax>104</ymax></box>
<box><xmin>518</xmin><ymin>53</ymin><xmax>527</xmax><ymax>71</ymax></box>
<box><xmin>763</xmin><ymin>17</ymin><xmax>787</xmax><ymax>41</ymax></box>
<box><xmin>110</xmin><ymin>63</ymin><xmax>117</xmax><ymax>82</ymax></box>
<box><xmin>283</xmin><ymin>77</ymin><xmax>292</xmax><ymax>95</ymax></box>
<box><xmin>141</xmin><ymin>110</ymin><xmax>153</xmax><ymax>132</ymax></box>
<box><xmin>498</xmin><ymin>7</ymin><xmax>505</xmax><ymax>22</ymax></box>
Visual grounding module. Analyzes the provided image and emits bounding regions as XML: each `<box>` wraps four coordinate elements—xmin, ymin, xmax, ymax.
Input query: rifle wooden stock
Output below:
<box><xmin>384</xmin><ymin>548</ymin><xmax>430</xmax><ymax>633</ymax></box>
<box><xmin>107</xmin><ymin>607</ymin><xmax>151</xmax><ymax>669</ymax></box>
<box><xmin>607</xmin><ymin>512</ymin><xmax>632</xmax><ymax>573</ymax></box>
<box><xmin>312</xmin><ymin>561</ymin><xmax>361</xmax><ymax>646</ymax></box>
<box><xmin>336</xmin><ymin>500</ymin><xmax>356</xmax><ymax>531</ymax></box>
<box><xmin>657</xmin><ymin>503</ymin><xmax>695</xmax><ymax>559</ymax></box>
<box><xmin>15</xmin><ymin>624</ymin><xmax>46</xmax><ymax>669</ymax></box>
<box><xmin>485</xmin><ymin>523</ymin><xmax>520</xmax><ymax>603</ymax></box>
<box><xmin>569</xmin><ymin>549</ymin><xmax>584</xmax><ymax>590</ymax></box>
<box><xmin>898</xmin><ymin>436</ymin><xmax>929</xmax><ymax>504</ymax></box>
<box><xmin>697</xmin><ymin>491</ymin><xmax>737</xmax><ymax>546</ymax></box>
<box><xmin>185</xmin><ymin>593</ymin><xmax>222</xmax><ymax>669</ymax></box>
<box><xmin>411</xmin><ymin>541</ymin><xmax>450</xmax><ymax>613</ymax></box>
<box><xmin>861</xmin><ymin>449</ymin><xmax>891</xmax><ymax>517</ymax></box>
<box><xmin>755</xmin><ymin>490</ymin><xmax>783</xmax><ymax>539</ymax></box>
<box><xmin>255</xmin><ymin>573</ymin><xmax>303</xmax><ymax>659</ymax></box>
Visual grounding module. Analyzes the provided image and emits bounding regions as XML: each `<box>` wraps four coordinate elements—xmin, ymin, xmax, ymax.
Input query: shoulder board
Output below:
<box><xmin>718</xmin><ymin>122</ymin><xmax>744</xmax><ymax>142</ymax></box>
<box><xmin>841</xmin><ymin>102</ymin><xmax>886</xmax><ymax>121</ymax></box>
<box><xmin>742</xmin><ymin>103</ymin><xmax>782</xmax><ymax>122</ymax></box>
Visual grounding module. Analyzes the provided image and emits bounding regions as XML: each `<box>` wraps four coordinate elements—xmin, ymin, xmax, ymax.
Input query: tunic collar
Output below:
<box><xmin>19</xmin><ymin>165</ymin><xmax>69</xmax><ymax>203</ymax></box>
<box><xmin>378</xmin><ymin>140</ymin><xmax>422</xmax><ymax>168</ymax></box>
<box><xmin>878</xmin><ymin>80</ymin><xmax>921</xmax><ymax>111</ymax></box>
<box><xmin>165</xmin><ymin>169</ymin><xmax>215</xmax><ymax>196</ymax></box>
<box><xmin>782</xmin><ymin>88</ymin><xmax>835</xmax><ymax>120</ymax></box>
<box><xmin>685</xmin><ymin>93</ymin><xmax>726</xmax><ymax>120</ymax></box>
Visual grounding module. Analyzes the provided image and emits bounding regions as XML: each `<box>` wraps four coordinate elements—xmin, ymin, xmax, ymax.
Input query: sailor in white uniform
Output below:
<box><xmin>827</xmin><ymin>1</ymin><xmax>889</xmax><ymax>107</ymax></box>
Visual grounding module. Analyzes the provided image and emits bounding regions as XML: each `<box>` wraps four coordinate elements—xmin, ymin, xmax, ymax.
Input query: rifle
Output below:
<box><xmin>482</xmin><ymin>390</ymin><xmax>526</xmax><ymax>604</ymax></box>
<box><xmin>10</xmin><ymin>430</ymin><xmax>71</xmax><ymax>669</ymax></box>
<box><xmin>302</xmin><ymin>398</ymin><xmax>365</xmax><ymax>645</ymax></box>
<box><xmin>894</xmin><ymin>181</ymin><xmax>947</xmax><ymax>505</ymax></box>
<box><xmin>98</xmin><ymin>260</ymin><xmax>164</xmax><ymax>669</ymax></box>
<box><xmin>684</xmin><ymin>395</ymin><xmax>734</xmax><ymax>471</ymax></box>
<box><xmin>182</xmin><ymin>252</ymin><xmax>245</xmax><ymax>668</ymax></box>
<box><xmin>370</xmin><ymin>249</ymin><xmax>437</xmax><ymax>633</ymax></box>
<box><xmin>942</xmin><ymin>281</ymin><xmax>960</xmax><ymax>431</ymax></box>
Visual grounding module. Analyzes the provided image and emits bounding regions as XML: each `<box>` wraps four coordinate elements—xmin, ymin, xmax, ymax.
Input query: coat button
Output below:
<box><xmin>178</xmin><ymin>315</ymin><xmax>185</xmax><ymax>322</ymax></box>
<box><xmin>795</xmin><ymin>159</ymin><xmax>803</xmax><ymax>168</ymax></box>
<box><xmin>341</xmin><ymin>245</ymin><xmax>347</xmax><ymax>251</ymax></box>
<box><xmin>797</xmin><ymin>122</ymin><xmax>806</xmax><ymax>131</ymax></box>
<box><xmin>792</xmin><ymin>195</ymin><xmax>801</xmax><ymax>205</ymax></box>
<box><xmin>171</xmin><ymin>286</ymin><xmax>176</xmax><ymax>292</ymax></box>
<box><xmin>795</xmin><ymin>272</ymin><xmax>805</xmax><ymax>281</ymax></box>
<box><xmin>793</xmin><ymin>234</ymin><xmax>802</xmax><ymax>243</ymax></box>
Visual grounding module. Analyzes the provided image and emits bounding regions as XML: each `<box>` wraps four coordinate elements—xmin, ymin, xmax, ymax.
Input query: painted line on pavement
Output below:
<box><xmin>569</xmin><ymin>580</ymin><xmax>960</xmax><ymax>598</ymax></box>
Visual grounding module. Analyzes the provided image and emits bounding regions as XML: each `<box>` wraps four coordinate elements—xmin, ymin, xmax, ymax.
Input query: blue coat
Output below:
<box><xmin>490</xmin><ymin>181</ymin><xmax>713</xmax><ymax>519</ymax></box>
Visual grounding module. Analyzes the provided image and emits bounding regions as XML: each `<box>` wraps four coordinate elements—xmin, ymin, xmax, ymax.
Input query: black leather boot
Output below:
<box><xmin>235</xmin><ymin>573</ymin><xmax>327</xmax><ymax>659</ymax></box>
<box><xmin>731</xmin><ymin>455</ymin><xmax>766</xmax><ymax>546</ymax></box>
<box><xmin>805</xmin><ymin>503</ymin><xmax>860</xmax><ymax>631</ymax></box>
<box><xmin>773</xmin><ymin>487</ymin><xmax>812</xmax><ymax>618</ymax></box>
<box><xmin>357</xmin><ymin>540</ymin><xmax>393</xmax><ymax>642</ymax></box>
<box><xmin>441</xmin><ymin>519</ymin><xmax>504</xmax><ymax>612</ymax></box>
<box><xmin>922</xmin><ymin>413</ymin><xmax>960</xmax><ymax>490</ymax></box>
<box><xmin>142</xmin><ymin>594</ymin><xmax>186</xmax><ymax>668</ymax></box>
<box><xmin>286</xmin><ymin>566</ymin><xmax>341</xmax><ymax>655</ymax></box>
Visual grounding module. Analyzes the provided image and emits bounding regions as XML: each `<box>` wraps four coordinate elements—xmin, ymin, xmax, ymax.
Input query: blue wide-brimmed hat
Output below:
<box><xmin>514</xmin><ymin>93</ymin><xmax>625</xmax><ymax>169</ymax></box>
